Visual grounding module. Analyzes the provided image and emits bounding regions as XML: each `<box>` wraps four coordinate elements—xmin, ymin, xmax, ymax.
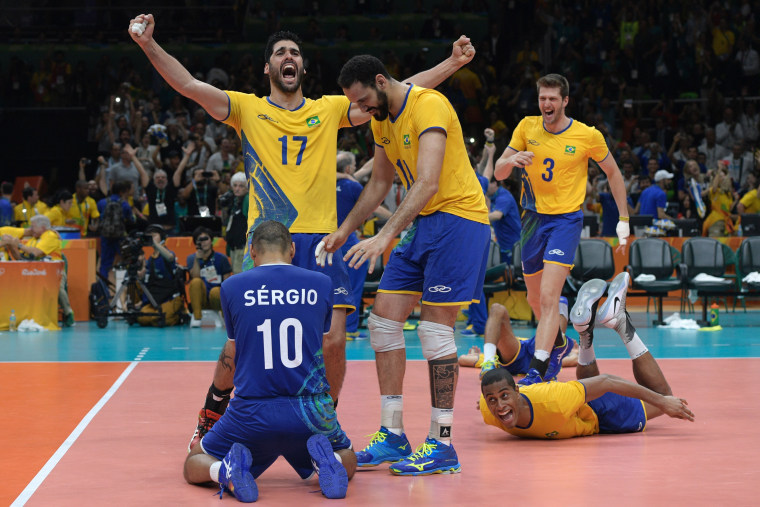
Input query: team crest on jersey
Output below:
<box><xmin>564</xmin><ymin>145</ymin><xmax>576</xmax><ymax>155</ymax></box>
<box><xmin>403</xmin><ymin>134</ymin><xmax>411</xmax><ymax>147</ymax></box>
<box><xmin>306</xmin><ymin>115</ymin><xmax>321</xmax><ymax>128</ymax></box>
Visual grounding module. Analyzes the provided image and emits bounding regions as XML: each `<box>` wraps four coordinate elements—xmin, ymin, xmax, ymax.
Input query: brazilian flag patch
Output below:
<box><xmin>306</xmin><ymin>116</ymin><xmax>321</xmax><ymax>128</ymax></box>
<box><xmin>564</xmin><ymin>145</ymin><xmax>576</xmax><ymax>155</ymax></box>
<box><xmin>403</xmin><ymin>134</ymin><xmax>411</xmax><ymax>145</ymax></box>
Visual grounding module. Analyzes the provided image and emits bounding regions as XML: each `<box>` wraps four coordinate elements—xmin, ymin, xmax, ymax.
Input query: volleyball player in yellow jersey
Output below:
<box><xmin>128</xmin><ymin>13</ymin><xmax>477</xmax><ymax>450</ymax></box>
<box><xmin>479</xmin><ymin>274</ymin><xmax>694</xmax><ymax>439</ymax></box>
<box><xmin>318</xmin><ymin>55</ymin><xmax>490</xmax><ymax>475</ymax></box>
<box><xmin>493</xmin><ymin>74</ymin><xmax>631</xmax><ymax>386</ymax></box>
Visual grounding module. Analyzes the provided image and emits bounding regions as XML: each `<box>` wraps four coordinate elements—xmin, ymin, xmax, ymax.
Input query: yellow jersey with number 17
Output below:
<box><xmin>224</xmin><ymin>92</ymin><xmax>354</xmax><ymax>234</ymax></box>
<box><xmin>371</xmin><ymin>85</ymin><xmax>488</xmax><ymax>225</ymax></box>
<box><xmin>508</xmin><ymin>117</ymin><xmax>608</xmax><ymax>215</ymax></box>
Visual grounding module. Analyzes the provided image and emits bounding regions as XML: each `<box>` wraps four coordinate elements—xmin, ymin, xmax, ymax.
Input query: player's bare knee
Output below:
<box><xmin>368</xmin><ymin>312</ymin><xmax>405</xmax><ymax>352</ymax></box>
<box><xmin>490</xmin><ymin>302</ymin><xmax>507</xmax><ymax>320</ymax></box>
<box><xmin>418</xmin><ymin>320</ymin><xmax>457</xmax><ymax>360</ymax></box>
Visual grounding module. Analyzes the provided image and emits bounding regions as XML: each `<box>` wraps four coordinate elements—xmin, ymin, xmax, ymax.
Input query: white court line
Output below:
<box><xmin>11</xmin><ymin>347</ymin><xmax>150</xmax><ymax>506</ymax></box>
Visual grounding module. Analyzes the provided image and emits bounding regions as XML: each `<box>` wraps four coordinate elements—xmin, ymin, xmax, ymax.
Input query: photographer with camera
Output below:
<box><xmin>97</xmin><ymin>180</ymin><xmax>135</xmax><ymax>279</ymax></box>
<box><xmin>132</xmin><ymin>224</ymin><xmax>186</xmax><ymax>326</ymax></box>
<box><xmin>187</xmin><ymin>226</ymin><xmax>232</xmax><ymax>327</ymax></box>
<box><xmin>181</xmin><ymin>167</ymin><xmax>219</xmax><ymax>218</ymax></box>
<box><xmin>222</xmin><ymin>172</ymin><xmax>248</xmax><ymax>274</ymax></box>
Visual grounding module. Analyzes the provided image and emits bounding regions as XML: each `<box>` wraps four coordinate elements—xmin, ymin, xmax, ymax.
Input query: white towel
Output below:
<box><xmin>693</xmin><ymin>273</ymin><xmax>726</xmax><ymax>283</ymax></box>
<box><xmin>634</xmin><ymin>273</ymin><xmax>656</xmax><ymax>282</ymax></box>
<box><xmin>658</xmin><ymin>312</ymin><xmax>701</xmax><ymax>330</ymax></box>
<box><xmin>742</xmin><ymin>271</ymin><xmax>760</xmax><ymax>283</ymax></box>
<box><xmin>18</xmin><ymin>318</ymin><xmax>45</xmax><ymax>332</ymax></box>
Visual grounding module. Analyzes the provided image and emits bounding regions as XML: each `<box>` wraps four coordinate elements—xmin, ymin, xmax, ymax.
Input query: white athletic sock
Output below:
<box><xmin>624</xmin><ymin>332</ymin><xmax>649</xmax><ymax>360</ymax></box>
<box><xmin>429</xmin><ymin>407</ymin><xmax>453</xmax><ymax>445</ymax></box>
<box><xmin>534</xmin><ymin>349</ymin><xmax>550</xmax><ymax>362</ymax></box>
<box><xmin>381</xmin><ymin>395</ymin><xmax>404</xmax><ymax>435</ymax></box>
<box><xmin>483</xmin><ymin>343</ymin><xmax>497</xmax><ymax>362</ymax></box>
<box><xmin>578</xmin><ymin>344</ymin><xmax>596</xmax><ymax>366</ymax></box>
<box><xmin>209</xmin><ymin>461</ymin><xmax>222</xmax><ymax>483</ymax></box>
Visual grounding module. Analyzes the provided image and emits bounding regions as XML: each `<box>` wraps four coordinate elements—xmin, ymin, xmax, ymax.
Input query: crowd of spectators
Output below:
<box><xmin>2</xmin><ymin>2</ymin><xmax>760</xmax><ymax>326</ymax></box>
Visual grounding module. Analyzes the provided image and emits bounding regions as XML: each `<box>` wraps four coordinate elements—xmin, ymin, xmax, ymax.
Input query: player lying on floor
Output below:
<box><xmin>459</xmin><ymin>296</ymin><xmax>577</xmax><ymax>380</ymax></box>
<box><xmin>479</xmin><ymin>272</ymin><xmax>694</xmax><ymax>439</ymax></box>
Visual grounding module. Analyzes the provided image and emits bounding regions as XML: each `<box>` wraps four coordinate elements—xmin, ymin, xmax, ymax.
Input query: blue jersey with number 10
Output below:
<box><xmin>220</xmin><ymin>264</ymin><xmax>334</xmax><ymax>398</ymax></box>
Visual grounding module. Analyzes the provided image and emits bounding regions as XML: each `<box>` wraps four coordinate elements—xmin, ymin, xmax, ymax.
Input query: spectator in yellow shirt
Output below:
<box><xmin>67</xmin><ymin>180</ymin><xmax>100</xmax><ymax>236</ymax></box>
<box><xmin>46</xmin><ymin>190</ymin><xmax>74</xmax><ymax>227</ymax></box>
<box><xmin>13</xmin><ymin>187</ymin><xmax>48</xmax><ymax>227</ymax></box>
<box><xmin>6</xmin><ymin>215</ymin><xmax>74</xmax><ymax>326</ymax></box>
<box><xmin>737</xmin><ymin>178</ymin><xmax>760</xmax><ymax>215</ymax></box>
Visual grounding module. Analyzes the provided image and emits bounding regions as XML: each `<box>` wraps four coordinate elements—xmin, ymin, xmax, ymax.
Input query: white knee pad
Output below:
<box><xmin>417</xmin><ymin>320</ymin><xmax>457</xmax><ymax>360</ymax></box>
<box><xmin>368</xmin><ymin>313</ymin><xmax>405</xmax><ymax>352</ymax></box>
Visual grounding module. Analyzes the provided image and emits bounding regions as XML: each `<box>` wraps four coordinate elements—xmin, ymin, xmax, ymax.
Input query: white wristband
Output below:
<box><xmin>616</xmin><ymin>220</ymin><xmax>630</xmax><ymax>246</ymax></box>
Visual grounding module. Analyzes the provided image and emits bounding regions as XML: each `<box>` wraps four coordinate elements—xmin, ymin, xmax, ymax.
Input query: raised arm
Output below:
<box><xmin>128</xmin><ymin>14</ymin><xmax>229</xmax><ymax>121</ymax></box>
<box><xmin>347</xmin><ymin>36</ymin><xmax>475</xmax><ymax>125</ymax></box>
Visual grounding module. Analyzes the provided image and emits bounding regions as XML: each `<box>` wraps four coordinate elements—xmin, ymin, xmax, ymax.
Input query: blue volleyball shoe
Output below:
<box><xmin>517</xmin><ymin>367</ymin><xmax>544</xmax><ymax>386</ymax></box>
<box><xmin>479</xmin><ymin>356</ymin><xmax>507</xmax><ymax>380</ymax></box>
<box><xmin>218</xmin><ymin>443</ymin><xmax>258</xmax><ymax>503</ymax></box>
<box><xmin>307</xmin><ymin>434</ymin><xmax>348</xmax><ymax>499</ymax></box>
<box><xmin>355</xmin><ymin>427</ymin><xmax>412</xmax><ymax>467</ymax></box>
<box><xmin>389</xmin><ymin>438</ymin><xmax>461</xmax><ymax>476</ymax></box>
<box><xmin>544</xmin><ymin>335</ymin><xmax>576</xmax><ymax>381</ymax></box>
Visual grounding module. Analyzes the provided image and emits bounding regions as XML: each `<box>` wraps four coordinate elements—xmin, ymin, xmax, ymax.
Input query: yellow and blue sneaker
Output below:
<box><xmin>479</xmin><ymin>356</ymin><xmax>506</xmax><ymax>380</ymax></box>
<box><xmin>389</xmin><ymin>438</ymin><xmax>461</xmax><ymax>476</ymax></box>
<box><xmin>403</xmin><ymin>320</ymin><xmax>418</xmax><ymax>331</ymax></box>
<box><xmin>356</xmin><ymin>426</ymin><xmax>412</xmax><ymax>467</ymax></box>
<box><xmin>307</xmin><ymin>434</ymin><xmax>348</xmax><ymax>499</ymax></box>
<box><xmin>517</xmin><ymin>368</ymin><xmax>544</xmax><ymax>386</ymax></box>
<box><xmin>218</xmin><ymin>442</ymin><xmax>258</xmax><ymax>503</ymax></box>
<box><xmin>346</xmin><ymin>331</ymin><xmax>369</xmax><ymax>340</ymax></box>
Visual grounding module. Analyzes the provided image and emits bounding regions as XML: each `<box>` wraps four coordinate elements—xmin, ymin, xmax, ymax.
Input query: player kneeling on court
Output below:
<box><xmin>183</xmin><ymin>221</ymin><xmax>356</xmax><ymax>502</ymax></box>
<box><xmin>479</xmin><ymin>272</ymin><xmax>694</xmax><ymax>439</ymax></box>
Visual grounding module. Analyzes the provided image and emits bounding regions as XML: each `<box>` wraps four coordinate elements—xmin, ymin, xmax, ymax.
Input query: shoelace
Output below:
<box><xmin>364</xmin><ymin>430</ymin><xmax>388</xmax><ymax>448</ymax></box>
<box><xmin>407</xmin><ymin>440</ymin><xmax>436</xmax><ymax>462</ymax></box>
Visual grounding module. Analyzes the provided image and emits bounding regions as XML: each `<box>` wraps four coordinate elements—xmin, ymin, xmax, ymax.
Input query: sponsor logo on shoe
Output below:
<box><xmin>399</xmin><ymin>443</ymin><xmax>409</xmax><ymax>450</ymax></box>
<box><xmin>223</xmin><ymin>458</ymin><xmax>232</xmax><ymax>480</ymax></box>
<box><xmin>409</xmin><ymin>460</ymin><xmax>434</xmax><ymax>471</ymax></box>
<box><xmin>547</xmin><ymin>249</ymin><xmax>564</xmax><ymax>256</ymax></box>
<box><xmin>428</xmin><ymin>285</ymin><xmax>451</xmax><ymax>293</ymax></box>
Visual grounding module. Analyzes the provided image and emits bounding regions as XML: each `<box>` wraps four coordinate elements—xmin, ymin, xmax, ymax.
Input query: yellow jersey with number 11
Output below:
<box><xmin>508</xmin><ymin>117</ymin><xmax>608</xmax><ymax>215</ymax></box>
<box><xmin>371</xmin><ymin>85</ymin><xmax>488</xmax><ymax>225</ymax></box>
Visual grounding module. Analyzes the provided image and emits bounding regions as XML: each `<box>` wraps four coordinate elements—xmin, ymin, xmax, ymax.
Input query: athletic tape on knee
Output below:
<box><xmin>368</xmin><ymin>312</ymin><xmax>405</xmax><ymax>352</ymax></box>
<box><xmin>418</xmin><ymin>320</ymin><xmax>457</xmax><ymax>360</ymax></box>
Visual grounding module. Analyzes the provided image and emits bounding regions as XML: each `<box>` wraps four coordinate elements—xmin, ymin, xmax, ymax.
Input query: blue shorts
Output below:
<box><xmin>500</xmin><ymin>336</ymin><xmax>535</xmax><ymax>375</ymax></box>
<box><xmin>201</xmin><ymin>393</ymin><xmax>352</xmax><ymax>479</ymax></box>
<box><xmin>243</xmin><ymin>232</ymin><xmax>354</xmax><ymax>314</ymax></box>
<box><xmin>520</xmin><ymin>210</ymin><xmax>583</xmax><ymax>276</ymax></box>
<box><xmin>588</xmin><ymin>392</ymin><xmax>647</xmax><ymax>434</ymax></box>
<box><xmin>379</xmin><ymin>212</ymin><xmax>490</xmax><ymax>306</ymax></box>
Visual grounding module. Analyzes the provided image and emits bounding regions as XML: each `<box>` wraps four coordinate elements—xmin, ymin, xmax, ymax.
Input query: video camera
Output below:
<box><xmin>119</xmin><ymin>230</ymin><xmax>153</xmax><ymax>273</ymax></box>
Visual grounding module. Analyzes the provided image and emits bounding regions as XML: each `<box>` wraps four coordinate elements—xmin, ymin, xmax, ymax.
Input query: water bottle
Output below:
<box><xmin>9</xmin><ymin>309</ymin><xmax>17</xmax><ymax>332</ymax></box>
<box><xmin>708</xmin><ymin>303</ymin><xmax>719</xmax><ymax>327</ymax></box>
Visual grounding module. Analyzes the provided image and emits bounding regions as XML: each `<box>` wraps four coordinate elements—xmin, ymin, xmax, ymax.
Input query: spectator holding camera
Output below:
<box><xmin>224</xmin><ymin>172</ymin><xmax>248</xmax><ymax>274</ymax></box>
<box><xmin>97</xmin><ymin>180</ymin><xmax>135</xmax><ymax>279</ymax></box>
<box><xmin>187</xmin><ymin>227</ymin><xmax>232</xmax><ymax>327</ymax></box>
<box><xmin>181</xmin><ymin>167</ymin><xmax>219</xmax><ymax>217</ymax></box>
<box><xmin>135</xmin><ymin>224</ymin><xmax>186</xmax><ymax>326</ymax></box>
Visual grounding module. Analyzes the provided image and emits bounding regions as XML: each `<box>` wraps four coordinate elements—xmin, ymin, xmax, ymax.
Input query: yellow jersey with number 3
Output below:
<box><xmin>224</xmin><ymin>91</ymin><xmax>354</xmax><ymax>234</ymax></box>
<box><xmin>371</xmin><ymin>85</ymin><xmax>488</xmax><ymax>224</ymax></box>
<box><xmin>479</xmin><ymin>381</ymin><xmax>599</xmax><ymax>439</ymax></box>
<box><xmin>508</xmin><ymin>117</ymin><xmax>608</xmax><ymax>214</ymax></box>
